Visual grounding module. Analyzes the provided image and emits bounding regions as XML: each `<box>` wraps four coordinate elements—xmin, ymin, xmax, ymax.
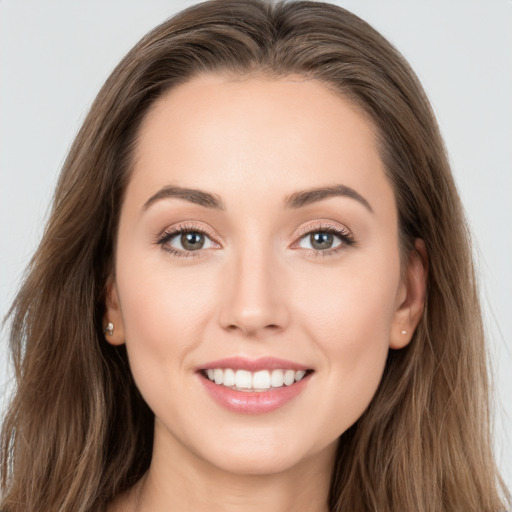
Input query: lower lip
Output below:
<box><xmin>198</xmin><ymin>373</ymin><xmax>312</xmax><ymax>414</ymax></box>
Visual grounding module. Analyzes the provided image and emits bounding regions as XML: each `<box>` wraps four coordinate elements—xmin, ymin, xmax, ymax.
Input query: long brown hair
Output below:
<box><xmin>1</xmin><ymin>1</ymin><xmax>509</xmax><ymax>510</ymax></box>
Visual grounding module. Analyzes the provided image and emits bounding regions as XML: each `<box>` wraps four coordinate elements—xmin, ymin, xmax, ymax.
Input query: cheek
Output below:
<box><xmin>292</xmin><ymin>253</ymin><xmax>400</xmax><ymax>419</ymax></box>
<box><xmin>114</xmin><ymin>247</ymin><xmax>218</xmax><ymax>381</ymax></box>
<box><xmin>295</xmin><ymin>251</ymin><xmax>400</xmax><ymax>345</ymax></box>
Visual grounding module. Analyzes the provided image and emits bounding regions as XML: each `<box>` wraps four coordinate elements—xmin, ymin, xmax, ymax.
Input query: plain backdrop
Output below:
<box><xmin>1</xmin><ymin>0</ymin><xmax>511</xmax><ymax>493</ymax></box>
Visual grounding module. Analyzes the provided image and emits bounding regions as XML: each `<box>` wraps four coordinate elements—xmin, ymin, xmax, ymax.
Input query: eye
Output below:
<box><xmin>156</xmin><ymin>223</ymin><xmax>217</xmax><ymax>258</ymax></box>
<box><xmin>295</xmin><ymin>223</ymin><xmax>355</xmax><ymax>256</ymax></box>
<box><xmin>299</xmin><ymin>231</ymin><xmax>340</xmax><ymax>251</ymax></box>
<box><xmin>156</xmin><ymin>221</ymin><xmax>355</xmax><ymax>259</ymax></box>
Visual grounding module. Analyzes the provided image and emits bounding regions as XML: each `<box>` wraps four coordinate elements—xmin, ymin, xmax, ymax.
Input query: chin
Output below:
<box><xmin>207</xmin><ymin>451</ymin><xmax>308</xmax><ymax>476</ymax></box>
<box><xmin>189</xmin><ymin>429</ymin><xmax>336</xmax><ymax>477</ymax></box>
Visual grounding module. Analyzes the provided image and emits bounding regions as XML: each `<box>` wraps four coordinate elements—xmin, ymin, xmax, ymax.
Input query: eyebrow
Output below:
<box><xmin>143</xmin><ymin>186</ymin><xmax>225</xmax><ymax>211</ymax></box>
<box><xmin>284</xmin><ymin>184</ymin><xmax>373</xmax><ymax>212</ymax></box>
<box><xmin>142</xmin><ymin>183</ymin><xmax>373</xmax><ymax>213</ymax></box>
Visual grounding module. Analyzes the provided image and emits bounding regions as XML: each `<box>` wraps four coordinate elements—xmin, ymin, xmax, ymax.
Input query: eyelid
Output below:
<box><xmin>294</xmin><ymin>220</ymin><xmax>352</xmax><ymax>239</ymax></box>
<box><xmin>156</xmin><ymin>221</ymin><xmax>218</xmax><ymax>243</ymax></box>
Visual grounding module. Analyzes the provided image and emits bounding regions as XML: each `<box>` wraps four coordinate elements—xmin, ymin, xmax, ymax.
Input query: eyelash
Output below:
<box><xmin>155</xmin><ymin>221</ymin><xmax>355</xmax><ymax>260</ymax></box>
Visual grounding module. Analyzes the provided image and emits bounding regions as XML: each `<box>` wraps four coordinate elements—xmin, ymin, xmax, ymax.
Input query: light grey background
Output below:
<box><xmin>1</xmin><ymin>0</ymin><xmax>511</xmax><ymax>493</ymax></box>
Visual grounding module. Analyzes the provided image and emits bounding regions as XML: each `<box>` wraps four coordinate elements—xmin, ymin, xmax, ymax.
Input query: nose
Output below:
<box><xmin>218</xmin><ymin>244</ymin><xmax>290</xmax><ymax>338</ymax></box>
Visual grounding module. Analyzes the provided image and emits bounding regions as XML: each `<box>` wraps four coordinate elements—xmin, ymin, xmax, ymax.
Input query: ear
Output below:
<box><xmin>390</xmin><ymin>239</ymin><xmax>428</xmax><ymax>349</ymax></box>
<box><xmin>103</xmin><ymin>279</ymin><xmax>126</xmax><ymax>346</ymax></box>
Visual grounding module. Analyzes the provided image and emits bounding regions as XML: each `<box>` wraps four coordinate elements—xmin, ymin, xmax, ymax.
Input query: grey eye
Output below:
<box><xmin>169</xmin><ymin>231</ymin><xmax>214</xmax><ymax>252</ymax></box>
<box><xmin>298</xmin><ymin>231</ymin><xmax>342</xmax><ymax>251</ymax></box>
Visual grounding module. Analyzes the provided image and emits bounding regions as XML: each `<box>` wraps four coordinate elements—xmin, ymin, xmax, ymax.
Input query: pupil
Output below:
<box><xmin>181</xmin><ymin>232</ymin><xmax>204</xmax><ymax>250</ymax></box>
<box><xmin>311</xmin><ymin>232</ymin><xmax>333</xmax><ymax>250</ymax></box>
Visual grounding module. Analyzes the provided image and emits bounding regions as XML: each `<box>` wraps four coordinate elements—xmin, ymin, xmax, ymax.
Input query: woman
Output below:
<box><xmin>1</xmin><ymin>0</ymin><xmax>509</xmax><ymax>510</ymax></box>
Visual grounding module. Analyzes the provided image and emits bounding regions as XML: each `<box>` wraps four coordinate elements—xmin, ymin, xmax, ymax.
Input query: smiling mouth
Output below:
<box><xmin>200</xmin><ymin>368</ymin><xmax>314</xmax><ymax>392</ymax></box>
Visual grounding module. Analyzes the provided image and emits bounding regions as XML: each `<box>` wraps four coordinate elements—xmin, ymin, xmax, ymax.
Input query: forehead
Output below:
<box><xmin>128</xmin><ymin>73</ymin><xmax>394</xmax><ymax>218</ymax></box>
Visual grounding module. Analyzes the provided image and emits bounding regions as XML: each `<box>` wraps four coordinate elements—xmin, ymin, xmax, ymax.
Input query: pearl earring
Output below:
<box><xmin>104</xmin><ymin>322</ymin><xmax>114</xmax><ymax>336</ymax></box>
<box><xmin>400</xmin><ymin>330</ymin><xmax>407</xmax><ymax>335</ymax></box>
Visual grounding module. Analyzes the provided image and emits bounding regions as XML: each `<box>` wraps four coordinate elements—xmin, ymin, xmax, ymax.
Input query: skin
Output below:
<box><xmin>105</xmin><ymin>74</ymin><xmax>427</xmax><ymax>512</ymax></box>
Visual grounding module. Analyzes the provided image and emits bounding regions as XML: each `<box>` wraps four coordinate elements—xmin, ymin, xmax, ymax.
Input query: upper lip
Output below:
<box><xmin>198</xmin><ymin>356</ymin><xmax>311</xmax><ymax>372</ymax></box>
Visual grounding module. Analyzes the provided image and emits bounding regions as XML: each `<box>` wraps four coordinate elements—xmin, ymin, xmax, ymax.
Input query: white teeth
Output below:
<box><xmin>294</xmin><ymin>370</ymin><xmax>306</xmax><ymax>381</ymax></box>
<box><xmin>270</xmin><ymin>369</ymin><xmax>284</xmax><ymax>387</ymax></box>
<box><xmin>284</xmin><ymin>369</ymin><xmax>295</xmax><ymax>386</ymax></box>
<box><xmin>213</xmin><ymin>368</ymin><xmax>224</xmax><ymax>385</ymax></box>
<box><xmin>223</xmin><ymin>368</ymin><xmax>236</xmax><ymax>387</ymax></box>
<box><xmin>235</xmin><ymin>370</ymin><xmax>252</xmax><ymax>389</ymax></box>
<box><xmin>204</xmin><ymin>368</ymin><xmax>309</xmax><ymax>391</ymax></box>
<box><xmin>252</xmin><ymin>370</ymin><xmax>271</xmax><ymax>390</ymax></box>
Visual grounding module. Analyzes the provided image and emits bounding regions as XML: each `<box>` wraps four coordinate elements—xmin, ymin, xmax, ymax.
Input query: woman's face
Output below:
<box><xmin>107</xmin><ymin>74</ymin><xmax>425</xmax><ymax>476</ymax></box>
